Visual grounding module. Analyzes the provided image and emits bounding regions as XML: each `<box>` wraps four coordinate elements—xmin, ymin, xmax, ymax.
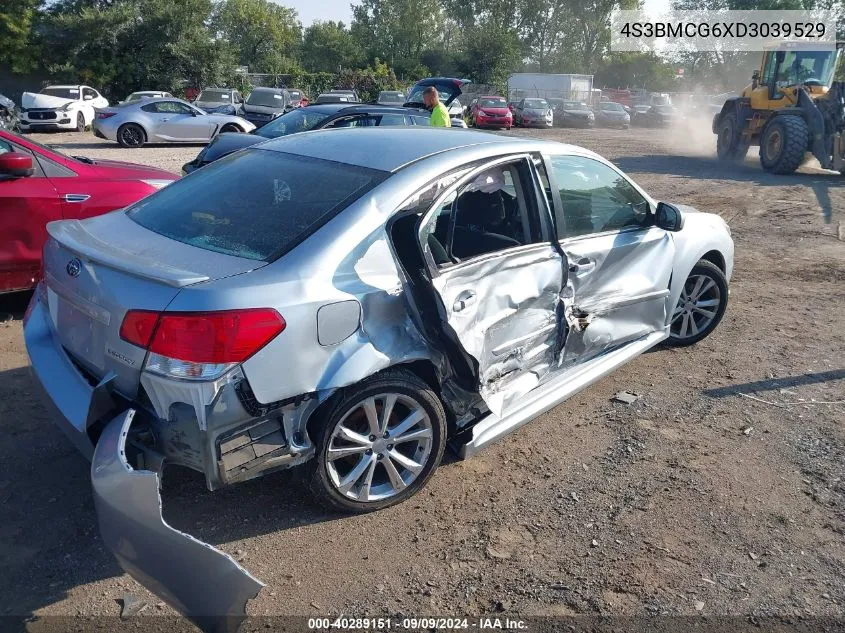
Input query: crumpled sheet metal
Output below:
<box><xmin>431</xmin><ymin>245</ymin><xmax>563</xmax><ymax>417</ymax></box>
<box><xmin>92</xmin><ymin>410</ymin><xmax>264</xmax><ymax>633</ymax></box>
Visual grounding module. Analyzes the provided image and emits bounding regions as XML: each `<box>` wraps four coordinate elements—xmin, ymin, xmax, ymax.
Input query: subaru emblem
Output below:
<box><xmin>66</xmin><ymin>258</ymin><xmax>81</xmax><ymax>278</ymax></box>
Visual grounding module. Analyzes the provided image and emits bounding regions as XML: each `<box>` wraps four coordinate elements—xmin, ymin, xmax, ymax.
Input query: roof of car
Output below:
<box><xmin>257</xmin><ymin>127</ymin><xmax>591</xmax><ymax>173</ymax></box>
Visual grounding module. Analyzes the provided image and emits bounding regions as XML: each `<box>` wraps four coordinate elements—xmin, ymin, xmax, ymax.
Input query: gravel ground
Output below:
<box><xmin>0</xmin><ymin>125</ymin><xmax>843</xmax><ymax>626</ymax></box>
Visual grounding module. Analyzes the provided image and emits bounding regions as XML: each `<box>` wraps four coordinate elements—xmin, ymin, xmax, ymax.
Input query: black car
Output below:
<box><xmin>557</xmin><ymin>101</ymin><xmax>595</xmax><ymax>128</ymax></box>
<box><xmin>0</xmin><ymin>94</ymin><xmax>19</xmax><ymax>132</ymax></box>
<box><xmin>239</xmin><ymin>87</ymin><xmax>293</xmax><ymax>128</ymax></box>
<box><xmin>183</xmin><ymin>77</ymin><xmax>470</xmax><ymax>174</ymax></box>
<box><xmin>633</xmin><ymin>104</ymin><xmax>682</xmax><ymax>128</ymax></box>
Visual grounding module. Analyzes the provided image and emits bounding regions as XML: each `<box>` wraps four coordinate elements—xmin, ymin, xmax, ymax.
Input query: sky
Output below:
<box><xmin>280</xmin><ymin>0</ymin><xmax>673</xmax><ymax>26</ymax></box>
<box><xmin>282</xmin><ymin>0</ymin><xmax>354</xmax><ymax>26</ymax></box>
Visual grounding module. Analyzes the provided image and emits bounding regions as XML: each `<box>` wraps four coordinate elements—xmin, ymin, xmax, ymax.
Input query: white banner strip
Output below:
<box><xmin>611</xmin><ymin>10</ymin><xmax>837</xmax><ymax>52</ymax></box>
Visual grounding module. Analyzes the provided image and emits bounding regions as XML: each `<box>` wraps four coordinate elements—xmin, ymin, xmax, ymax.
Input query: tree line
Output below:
<box><xmin>1</xmin><ymin>0</ymin><xmax>842</xmax><ymax>101</ymax></box>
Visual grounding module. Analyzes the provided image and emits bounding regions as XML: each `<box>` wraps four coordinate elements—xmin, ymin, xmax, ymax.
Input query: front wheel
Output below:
<box><xmin>759</xmin><ymin>116</ymin><xmax>808</xmax><ymax>174</ymax></box>
<box><xmin>715</xmin><ymin>113</ymin><xmax>749</xmax><ymax>162</ymax></box>
<box><xmin>668</xmin><ymin>260</ymin><xmax>728</xmax><ymax>346</ymax></box>
<box><xmin>305</xmin><ymin>369</ymin><xmax>447</xmax><ymax>513</ymax></box>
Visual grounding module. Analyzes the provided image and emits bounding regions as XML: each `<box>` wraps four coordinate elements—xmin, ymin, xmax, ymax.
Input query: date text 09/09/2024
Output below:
<box><xmin>308</xmin><ymin>617</ymin><xmax>529</xmax><ymax>630</ymax></box>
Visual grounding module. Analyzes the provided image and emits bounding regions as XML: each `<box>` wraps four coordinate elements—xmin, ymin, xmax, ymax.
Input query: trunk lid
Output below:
<box><xmin>404</xmin><ymin>77</ymin><xmax>471</xmax><ymax>108</ymax></box>
<box><xmin>43</xmin><ymin>212</ymin><xmax>265</xmax><ymax>396</ymax></box>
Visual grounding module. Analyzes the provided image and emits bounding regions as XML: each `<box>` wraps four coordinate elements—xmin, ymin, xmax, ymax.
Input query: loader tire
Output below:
<box><xmin>759</xmin><ymin>116</ymin><xmax>808</xmax><ymax>175</ymax></box>
<box><xmin>716</xmin><ymin>113</ymin><xmax>749</xmax><ymax>162</ymax></box>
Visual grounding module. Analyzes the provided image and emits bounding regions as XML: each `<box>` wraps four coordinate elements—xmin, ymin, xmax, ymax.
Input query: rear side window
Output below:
<box><xmin>127</xmin><ymin>150</ymin><xmax>389</xmax><ymax>261</ymax></box>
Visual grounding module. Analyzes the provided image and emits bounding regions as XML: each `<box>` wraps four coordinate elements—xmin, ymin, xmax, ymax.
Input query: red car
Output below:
<box><xmin>469</xmin><ymin>95</ymin><xmax>513</xmax><ymax>130</ymax></box>
<box><xmin>0</xmin><ymin>130</ymin><xmax>177</xmax><ymax>294</ymax></box>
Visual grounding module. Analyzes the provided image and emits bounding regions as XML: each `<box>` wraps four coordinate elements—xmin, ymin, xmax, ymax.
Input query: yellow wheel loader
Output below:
<box><xmin>712</xmin><ymin>42</ymin><xmax>845</xmax><ymax>175</ymax></box>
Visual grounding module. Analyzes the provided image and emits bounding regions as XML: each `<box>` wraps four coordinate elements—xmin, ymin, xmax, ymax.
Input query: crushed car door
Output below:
<box><xmin>544</xmin><ymin>153</ymin><xmax>675</xmax><ymax>366</ymax></box>
<box><xmin>418</xmin><ymin>155</ymin><xmax>566</xmax><ymax>416</ymax></box>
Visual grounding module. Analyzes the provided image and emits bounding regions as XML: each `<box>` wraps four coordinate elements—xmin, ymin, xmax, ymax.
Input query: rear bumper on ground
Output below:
<box><xmin>92</xmin><ymin>410</ymin><xmax>264</xmax><ymax>629</ymax></box>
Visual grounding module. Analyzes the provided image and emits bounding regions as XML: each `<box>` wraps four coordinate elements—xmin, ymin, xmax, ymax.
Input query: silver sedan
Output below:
<box><xmin>92</xmin><ymin>97</ymin><xmax>254</xmax><ymax>147</ymax></box>
<box><xmin>26</xmin><ymin>127</ymin><xmax>732</xmax><ymax>624</ymax></box>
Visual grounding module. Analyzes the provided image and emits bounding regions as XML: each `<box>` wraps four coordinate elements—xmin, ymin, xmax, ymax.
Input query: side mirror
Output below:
<box><xmin>655</xmin><ymin>201</ymin><xmax>684</xmax><ymax>232</ymax></box>
<box><xmin>0</xmin><ymin>152</ymin><xmax>35</xmax><ymax>179</ymax></box>
<box><xmin>751</xmin><ymin>69</ymin><xmax>760</xmax><ymax>89</ymax></box>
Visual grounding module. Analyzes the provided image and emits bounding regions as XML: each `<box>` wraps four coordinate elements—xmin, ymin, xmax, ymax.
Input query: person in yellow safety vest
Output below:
<box><xmin>423</xmin><ymin>86</ymin><xmax>451</xmax><ymax>127</ymax></box>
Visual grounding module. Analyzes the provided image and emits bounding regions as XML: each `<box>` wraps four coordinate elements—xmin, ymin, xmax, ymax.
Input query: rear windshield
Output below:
<box><xmin>127</xmin><ymin>150</ymin><xmax>388</xmax><ymax>261</ymax></box>
<box><xmin>255</xmin><ymin>107</ymin><xmax>331</xmax><ymax>139</ymax></box>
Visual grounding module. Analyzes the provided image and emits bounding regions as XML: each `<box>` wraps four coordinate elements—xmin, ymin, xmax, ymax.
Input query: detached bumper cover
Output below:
<box><xmin>92</xmin><ymin>410</ymin><xmax>264</xmax><ymax>631</ymax></box>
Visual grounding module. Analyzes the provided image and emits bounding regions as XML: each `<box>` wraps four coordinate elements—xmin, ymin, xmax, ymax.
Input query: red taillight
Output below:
<box><xmin>96</xmin><ymin>112</ymin><xmax>117</xmax><ymax>119</ymax></box>
<box><xmin>120</xmin><ymin>309</ymin><xmax>285</xmax><ymax>364</ymax></box>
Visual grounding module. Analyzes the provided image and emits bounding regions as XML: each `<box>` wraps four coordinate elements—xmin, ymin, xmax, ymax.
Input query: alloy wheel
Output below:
<box><xmin>670</xmin><ymin>273</ymin><xmax>722</xmax><ymax>341</ymax></box>
<box><xmin>325</xmin><ymin>393</ymin><xmax>433</xmax><ymax>503</ymax></box>
<box><xmin>120</xmin><ymin>126</ymin><xmax>143</xmax><ymax>146</ymax></box>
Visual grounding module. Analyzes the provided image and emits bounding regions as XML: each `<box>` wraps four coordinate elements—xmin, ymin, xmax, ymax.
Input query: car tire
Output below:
<box><xmin>668</xmin><ymin>260</ymin><xmax>728</xmax><ymax>346</ymax></box>
<box><xmin>759</xmin><ymin>115</ymin><xmax>808</xmax><ymax>175</ymax></box>
<box><xmin>117</xmin><ymin>123</ymin><xmax>146</xmax><ymax>148</ymax></box>
<box><xmin>76</xmin><ymin>113</ymin><xmax>86</xmax><ymax>133</ymax></box>
<box><xmin>220</xmin><ymin>123</ymin><xmax>241</xmax><ymax>134</ymax></box>
<box><xmin>305</xmin><ymin>368</ymin><xmax>447</xmax><ymax>514</ymax></box>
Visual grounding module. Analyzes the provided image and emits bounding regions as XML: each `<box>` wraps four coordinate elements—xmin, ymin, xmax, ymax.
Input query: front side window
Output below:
<box><xmin>549</xmin><ymin>155</ymin><xmax>650</xmax><ymax>239</ymax></box>
<box><xmin>375</xmin><ymin>113</ymin><xmax>407</xmax><ymax>126</ymax></box>
<box><xmin>421</xmin><ymin>161</ymin><xmax>545</xmax><ymax>266</ymax></box>
<box><xmin>127</xmin><ymin>150</ymin><xmax>389</xmax><ymax>261</ymax></box>
<box><xmin>153</xmin><ymin>101</ymin><xmax>194</xmax><ymax>114</ymax></box>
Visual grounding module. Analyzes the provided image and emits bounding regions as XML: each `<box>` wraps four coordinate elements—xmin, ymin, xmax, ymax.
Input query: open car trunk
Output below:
<box><xmin>404</xmin><ymin>77</ymin><xmax>471</xmax><ymax>109</ymax></box>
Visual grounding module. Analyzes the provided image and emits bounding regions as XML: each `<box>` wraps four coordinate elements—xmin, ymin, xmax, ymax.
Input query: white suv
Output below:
<box><xmin>20</xmin><ymin>85</ymin><xmax>109</xmax><ymax>132</ymax></box>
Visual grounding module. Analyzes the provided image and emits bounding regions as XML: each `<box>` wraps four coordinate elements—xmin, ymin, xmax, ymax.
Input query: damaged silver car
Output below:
<box><xmin>25</xmin><ymin>127</ymin><xmax>732</xmax><ymax>622</ymax></box>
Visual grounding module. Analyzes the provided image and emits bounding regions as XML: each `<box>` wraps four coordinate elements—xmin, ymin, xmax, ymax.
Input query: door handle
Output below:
<box><xmin>569</xmin><ymin>257</ymin><xmax>596</xmax><ymax>274</ymax></box>
<box><xmin>63</xmin><ymin>194</ymin><xmax>91</xmax><ymax>203</ymax></box>
<box><xmin>453</xmin><ymin>291</ymin><xmax>477</xmax><ymax>312</ymax></box>
<box><xmin>161</xmin><ymin>118</ymin><xmax>170</xmax><ymax>122</ymax></box>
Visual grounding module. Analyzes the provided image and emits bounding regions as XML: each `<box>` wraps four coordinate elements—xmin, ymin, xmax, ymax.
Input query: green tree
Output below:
<box><xmin>0</xmin><ymin>0</ymin><xmax>40</xmax><ymax>73</ymax></box>
<box><xmin>350</xmin><ymin>0</ymin><xmax>444</xmax><ymax>70</ymax></box>
<box><xmin>301</xmin><ymin>21</ymin><xmax>363</xmax><ymax>72</ymax></box>
<box><xmin>214</xmin><ymin>0</ymin><xmax>301</xmax><ymax>73</ymax></box>
<box><xmin>40</xmin><ymin>0</ymin><xmax>237</xmax><ymax>99</ymax></box>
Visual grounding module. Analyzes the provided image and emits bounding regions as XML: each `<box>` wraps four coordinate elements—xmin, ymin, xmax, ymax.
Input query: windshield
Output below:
<box><xmin>524</xmin><ymin>99</ymin><xmax>548</xmax><ymax>109</ymax></box>
<box><xmin>127</xmin><ymin>150</ymin><xmax>388</xmax><ymax>261</ymax></box>
<box><xmin>773</xmin><ymin>50</ymin><xmax>837</xmax><ymax>87</ymax></box>
<box><xmin>246</xmin><ymin>90</ymin><xmax>286</xmax><ymax>107</ymax></box>
<box><xmin>41</xmin><ymin>87</ymin><xmax>79</xmax><ymax>100</ymax></box>
<box><xmin>479</xmin><ymin>98</ymin><xmax>507</xmax><ymax>108</ymax></box>
<box><xmin>255</xmin><ymin>107</ymin><xmax>332</xmax><ymax>139</ymax></box>
<box><xmin>654</xmin><ymin>105</ymin><xmax>674</xmax><ymax>113</ymax></box>
<box><xmin>601</xmin><ymin>102</ymin><xmax>624</xmax><ymax>111</ymax></box>
<box><xmin>197</xmin><ymin>90</ymin><xmax>230</xmax><ymax>104</ymax></box>
<box><xmin>378</xmin><ymin>92</ymin><xmax>405</xmax><ymax>103</ymax></box>
<box><xmin>127</xmin><ymin>93</ymin><xmax>158</xmax><ymax>102</ymax></box>
<box><xmin>565</xmin><ymin>102</ymin><xmax>588</xmax><ymax>110</ymax></box>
